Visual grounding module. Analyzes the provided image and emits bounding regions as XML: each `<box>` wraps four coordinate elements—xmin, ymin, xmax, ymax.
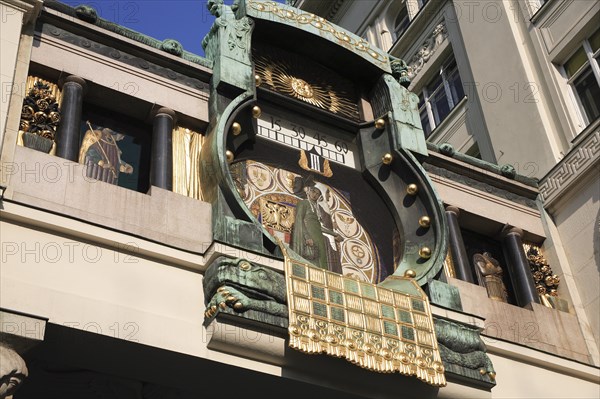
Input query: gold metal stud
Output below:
<box><xmin>419</xmin><ymin>216</ymin><xmax>431</xmax><ymax>228</ymax></box>
<box><xmin>404</xmin><ymin>269</ymin><xmax>416</xmax><ymax>278</ymax></box>
<box><xmin>231</xmin><ymin>122</ymin><xmax>242</xmax><ymax>136</ymax></box>
<box><xmin>251</xmin><ymin>105</ymin><xmax>262</xmax><ymax>118</ymax></box>
<box><xmin>419</xmin><ymin>246</ymin><xmax>432</xmax><ymax>259</ymax></box>
<box><xmin>226</xmin><ymin>295</ymin><xmax>236</xmax><ymax>303</ymax></box>
<box><xmin>219</xmin><ymin>302</ymin><xmax>227</xmax><ymax>310</ymax></box>
<box><xmin>382</xmin><ymin>153</ymin><xmax>393</xmax><ymax>165</ymax></box>
<box><xmin>255</xmin><ymin>74</ymin><xmax>262</xmax><ymax>87</ymax></box>
<box><xmin>233</xmin><ymin>302</ymin><xmax>244</xmax><ymax>311</ymax></box>
<box><xmin>375</xmin><ymin>118</ymin><xmax>385</xmax><ymax>129</ymax></box>
<box><xmin>479</xmin><ymin>369</ymin><xmax>487</xmax><ymax>375</ymax></box>
<box><xmin>226</xmin><ymin>150</ymin><xmax>234</xmax><ymax>163</ymax></box>
<box><xmin>406</xmin><ymin>183</ymin><xmax>418</xmax><ymax>195</ymax></box>
<box><xmin>488</xmin><ymin>372</ymin><xmax>496</xmax><ymax>380</ymax></box>
<box><xmin>239</xmin><ymin>261</ymin><xmax>251</xmax><ymax>271</ymax></box>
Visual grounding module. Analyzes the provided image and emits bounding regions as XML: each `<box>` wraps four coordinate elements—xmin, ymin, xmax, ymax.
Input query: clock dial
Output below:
<box><xmin>257</xmin><ymin>111</ymin><xmax>359</xmax><ymax>169</ymax></box>
<box><xmin>229</xmin><ymin>104</ymin><xmax>399</xmax><ymax>284</ymax></box>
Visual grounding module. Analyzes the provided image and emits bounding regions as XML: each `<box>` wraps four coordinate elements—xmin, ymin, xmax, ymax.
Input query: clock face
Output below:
<box><xmin>229</xmin><ymin>105</ymin><xmax>400</xmax><ymax>284</ymax></box>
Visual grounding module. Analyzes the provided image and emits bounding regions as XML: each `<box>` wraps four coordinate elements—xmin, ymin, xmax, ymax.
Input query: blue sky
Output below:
<box><xmin>64</xmin><ymin>0</ymin><xmax>287</xmax><ymax>56</ymax></box>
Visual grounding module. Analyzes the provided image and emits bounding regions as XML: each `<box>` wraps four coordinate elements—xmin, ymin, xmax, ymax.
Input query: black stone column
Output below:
<box><xmin>55</xmin><ymin>76</ymin><xmax>86</xmax><ymax>161</ymax></box>
<box><xmin>503</xmin><ymin>226</ymin><xmax>540</xmax><ymax>306</ymax></box>
<box><xmin>445</xmin><ymin>206</ymin><xmax>474</xmax><ymax>283</ymax></box>
<box><xmin>151</xmin><ymin>107</ymin><xmax>175</xmax><ymax>191</ymax></box>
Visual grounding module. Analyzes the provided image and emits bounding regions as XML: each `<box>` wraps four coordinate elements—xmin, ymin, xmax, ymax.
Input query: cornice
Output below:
<box><xmin>539</xmin><ymin>119</ymin><xmax>600</xmax><ymax>206</ymax></box>
<box><xmin>0</xmin><ymin>0</ymin><xmax>42</xmax><ymax>24</ymax></box>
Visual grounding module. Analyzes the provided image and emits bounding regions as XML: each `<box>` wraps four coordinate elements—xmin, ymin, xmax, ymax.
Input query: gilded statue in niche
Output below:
<box><xmin>79</xmin><ymin>122</ymin><xmax>133</xmax><ymax>185</ymax></box>
<box><xmin>473</xmin><ymin>252</ymin><xmax>508</xmax><ymax>302</ymax></box>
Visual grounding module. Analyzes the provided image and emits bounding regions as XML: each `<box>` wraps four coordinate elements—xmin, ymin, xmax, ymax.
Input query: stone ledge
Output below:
<box><xmin>4</xmin><ymin>146</ymin><xmax>212</xmax><ymax>253</ymax></box>
<box><xmin>0</xmin><ymin>308</ymin><xmax>47</xmax><ymax>354</ymax></box>
<box><xmin>449</xmin><ymin>277</ymin><xmax>592</xmax><ymax>364</ymax></box>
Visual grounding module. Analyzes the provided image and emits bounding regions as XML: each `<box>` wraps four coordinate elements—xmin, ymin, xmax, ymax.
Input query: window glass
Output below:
<box><xmin>419</xmin><ymin>55</ymin><xmax>465</xmax><ymax>135</ymax></box>
<box><xmin>573</xmin><ymin>69</ymin><xmax>600</xmax><ymax>122</ymax></box>
<box><xmin>427</xmin><ymin>74</ymin><xmax>444</xmax><ymax>94</ymax></box>
<box><xmin>589</xmin><ymin>28</ymin><xmax>600</xmax><ymax>53</ymax></box>
<box><xmin>430</xmin><ymin>89</ymin><xmax>450</xmax><ymax>125</ymax></box>
<box><xmin>565</xmin><ymin>47</ymin><xmax>587</xmax><ymax>78</ymax></box>
<box><xmin>447</xmin><ymin>68</ymin><xmax>465</xmax><ymax>104</ymax></box>
<box><xmin>418</xmin><ymin>94</ymin><xmax>431</xmax><ymax>137</ymax></box>
<box><xmin>394</xmin><ymin>6</ymin><xmax>410</xmax><ymax>39</ymax></box>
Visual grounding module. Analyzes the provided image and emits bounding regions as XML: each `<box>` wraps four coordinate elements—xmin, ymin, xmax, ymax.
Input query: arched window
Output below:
<box><xmin>393</xmin><ymin>4</ymin><xmax>410</xmax><ymax>40</ymax></box>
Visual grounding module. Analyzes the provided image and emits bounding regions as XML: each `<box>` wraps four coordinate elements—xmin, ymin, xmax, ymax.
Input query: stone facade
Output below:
<box><xmin>0</xmin><ymin>1</ymin><xmax>598</xmax><ymax>398</ymax></box>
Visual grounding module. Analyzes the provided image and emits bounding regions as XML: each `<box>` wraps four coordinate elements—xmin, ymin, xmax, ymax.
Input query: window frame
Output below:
<box><xmin>393</xmin><ymin>3</ymin><xmax>410</xmax><ymax>41</ymax></box>
<box><xmin>418</xmin><ymin>56</ymin><xmax>465</xmax><ymax>137</ymax></box>
<box><xmin>563</xmin><ymin>30</ymin><xmax>600</xmax><ymax>127</ymax></box>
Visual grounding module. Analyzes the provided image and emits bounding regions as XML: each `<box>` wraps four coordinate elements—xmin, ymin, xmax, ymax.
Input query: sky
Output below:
<box><xmin>62</xmin><ymin>0</ymin><xmax>288</xmax><ymax>56</ymax></box>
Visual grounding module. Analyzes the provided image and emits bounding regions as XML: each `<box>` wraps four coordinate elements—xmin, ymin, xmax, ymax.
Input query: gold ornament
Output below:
<box><xmin>231</xmin><ymin>122</ymin><xmax>242</xmax><ymax>136</ymax></box>
<box><xmin>404</xmin><ymin>269</ymin><xmax>416</xmax><ymax>278</ymax></box>
<box><xmin>255</xmin><ymin>74</ymin><xmax>262</xmax><ymax>87</ymax></box>
<box><xmin>291</xmin><ymin>77</ymin><xmax>315</xmax><ymax>98</ymax></box>
<box><xmin>252</xmin><ymin>106</ymin><xmax>262</xmax><ymax>118</ymax></box>
<box><xmin>407</xmin><ymin>184</ymin><xmax>418</xmax><ymax>195</ymax></box>
<box><xmin>226</xmin><ymin>150</ymin><xmax>234</xmax><ymax>163</ymax></box>
<box><xmin>239</xmin><ymin>261</ymin><xmax>251</xmax><ymax>271</ymax></box>
<box><xmin>419</xmin><ymin>216</ymin><xmax>431</xmax><ymax>228</ymax></box>
<box><xmin>419</xmin><ymin>247</ymin><xmax>432</xmax><ymax>259</ymax></box>
<box><xmin>382</xmin><ymin>153</ymin><xmax>393</xmax><ymax>165</ymax></box>
<box><xmin>375</xmin><ymin>118</ymin><xmax>385</xmax><ymax>129</ymax></box>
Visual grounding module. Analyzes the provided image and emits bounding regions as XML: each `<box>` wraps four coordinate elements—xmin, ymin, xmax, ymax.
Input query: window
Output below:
<box><xmin>418</xmin><ymin>56</ymin><xmax>465</xmax><ymax>137</ymax></box>
<box><xmin>80</xmin><ymin>106</ymin><xmax>152</xmax><ymax>193</ymax></box>
<box><xmin>393</xmin><ymin>5</ymin><xmax>410</xmax><ymax>40</ymax></box>
<box><xmin>564</xmin><ymin>28</ymin><xmax>600</xmax><ymax>127</ymax></box>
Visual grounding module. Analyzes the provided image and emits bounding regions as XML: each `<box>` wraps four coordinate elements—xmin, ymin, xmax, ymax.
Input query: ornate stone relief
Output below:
<box><xmin>539</xmin><ymin>129</ymin><xmax>599</xmax><ymax>205</ymax></box>
<box><xmin>203</xmin><ymin>257</ymin><xmax>289</xmax><ymax>328</ymax></box>
<box><xmin>423</xmin><ymin>164</ymin><xmax>538</xmax><ymax>209</ymax></box>
<box><xmin>433</xmin><ymin>318</ymin><xmax>496</xmax><ymax>385</ymax></box>
<box><xmin>407</xmin><ymin>22</ymin><xmax>448</xmax><ymax>79</ymax></box>
<box><xmin>41</xmin><ymin>24</ymin><xmax>209</xmax><ymax>91</ymax></box>
<box><xmin>0</xmin><ymin>344</ymin><xmax>28</xmax><ymax>398</ymax></box>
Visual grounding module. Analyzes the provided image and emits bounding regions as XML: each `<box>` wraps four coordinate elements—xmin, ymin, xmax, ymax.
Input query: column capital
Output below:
<box><xmin>153</xmin><ymin>107</ymin><xmax>177</xmax><ymax>122</ymax></box>
<box><xmin>445</xmin><ymin>205</ymin><xmax>461</xmax><ymax>216</ymax></box>
<box><xmin>502</xmin><ymin>225</ymin><xmax>523</xmax><ymax>238</ymax></box>
<box><xmin>59</xmin><ymin>75</ymin><xmax>87</xmax><ymax>92</ymax></box>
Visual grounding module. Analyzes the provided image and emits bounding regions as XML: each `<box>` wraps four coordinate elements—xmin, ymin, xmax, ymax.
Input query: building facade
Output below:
<box><xmin>0</xmin><ymin>0</ymin><xmax>598</xmax><ymax>398</ymax></box>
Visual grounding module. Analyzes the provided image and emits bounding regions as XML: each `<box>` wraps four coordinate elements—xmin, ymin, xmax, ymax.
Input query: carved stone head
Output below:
<box><xmin>75</xmin><ymin>5</ymin><xmax>98</xmax><ymax>23</ymax></box>
<box><xmin>161</xmin><ymin>39</ymin><xmax>184</xmax><ymax>56</ymax></box>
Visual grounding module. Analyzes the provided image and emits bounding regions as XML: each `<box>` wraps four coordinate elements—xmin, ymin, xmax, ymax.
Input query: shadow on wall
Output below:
<box><xmin>595</xmin><ymin>207</ymin><xmax>600</xmax><ymax>274</ymax></box>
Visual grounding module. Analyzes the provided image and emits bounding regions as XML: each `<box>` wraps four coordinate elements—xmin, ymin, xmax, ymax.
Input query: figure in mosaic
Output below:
<box><xmin>79</xmin><ymin>122</ymin><xmax>133</xmax><ymax>185</ymax></box>
<box><xmin>291</xmin><ymin>178</ymin><xmax>342</xmax><ymax>272</ymax></box>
